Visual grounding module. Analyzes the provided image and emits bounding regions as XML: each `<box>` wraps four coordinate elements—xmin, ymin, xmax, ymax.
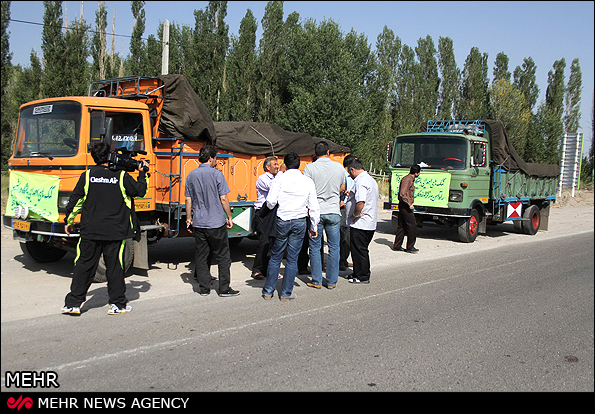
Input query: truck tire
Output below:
<box><xmin>20</xmin><ymin>241</ymin><xmax>68</xmax><ymax>263</ymax></box>
<box><xmin>457</xmin><ymin>209</ymin><xmax>480</xmax><ymax>243</ymax></box>
<box><xmin>228</xmin><ymin>237</ymin><xmax>243</xmax><ymax>248</ymax></box>
<box><xmin>93</xmin><ymin>239</ymin><xmax>135</xmax><ymax>283</ymax></box>
<box><xmin>521</xmin><ymin>205</ymin><xmax>540</xmax><ymax>235</ymax></box>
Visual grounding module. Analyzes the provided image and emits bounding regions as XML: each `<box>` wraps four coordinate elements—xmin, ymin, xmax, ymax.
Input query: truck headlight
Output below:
<box><xmin>58</xmin><ymin>195</ymin><xmax>70</xmax><ymax>209</ymax></box>
<box><xmin>449</xmin><ymin>190</ymin><xmax>463</xmax><ymax>202</ymax></box>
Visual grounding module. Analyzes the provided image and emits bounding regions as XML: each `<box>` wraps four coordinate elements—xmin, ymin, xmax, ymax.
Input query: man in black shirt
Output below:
<box><xmin>61</xmin><ymin>142</ymin><xmax>148</xmax><ymax>315</ymax></box>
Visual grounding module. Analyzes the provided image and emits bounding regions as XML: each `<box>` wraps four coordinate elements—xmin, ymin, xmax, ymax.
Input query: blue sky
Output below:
<box><xmin>6</xmin><ymin>1</ymin><xmax>594</xmax><ymax>150</ymax></box>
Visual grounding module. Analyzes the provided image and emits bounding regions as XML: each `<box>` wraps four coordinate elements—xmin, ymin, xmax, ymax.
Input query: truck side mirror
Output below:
<box><xmin>387</xmin><ymin>142</ymin><xmax>393</xmax><ymax>163</ymax></box>
<box><xmin>90</xmin><ymin>109</ymin><xmax>106</xmax><ymax>139</ymax></box>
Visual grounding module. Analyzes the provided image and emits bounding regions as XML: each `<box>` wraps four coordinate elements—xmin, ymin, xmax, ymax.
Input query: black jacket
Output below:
<box><xmin>65</xmin><ymin>165</ymin><xmax>147</xmax><ymax>240</ymax></box>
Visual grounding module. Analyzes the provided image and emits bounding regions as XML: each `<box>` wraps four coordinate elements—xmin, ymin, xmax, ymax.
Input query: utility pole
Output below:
<box><xmin>161</xmin><ymin>20</ymin><xmax>169</xmax><ymax>75</ymax></box>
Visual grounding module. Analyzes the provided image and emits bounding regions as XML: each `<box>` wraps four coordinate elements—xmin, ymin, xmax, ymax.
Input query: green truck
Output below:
<box><xmin>384</xmin><ymin>120</ymin><xmax>560</xmax><ymax>243</ymax></box>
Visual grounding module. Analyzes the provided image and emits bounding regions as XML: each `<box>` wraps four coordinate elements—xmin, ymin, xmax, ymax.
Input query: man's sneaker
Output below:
<box><xmin>107</xmin><ymin>304</ymin><xmax>132</xmax><ymax>315</ymax></box>
<box><xmin>348</xmin><ymin>277</ymin><xmax>370</xmax><ymax>284</ymax></box>
<box><xmin>404</xmin><ymin>247</ymin><xmax>419</xmax><ymax>254</ymax></box>
<box><xmin>61</xmin><ymin>306</ymin><xmax>81</xmax><ymax>315</ymax></box>
<box><xmin>218</xmin><ymin>288</ymin><xmax>240</xmax><ymax>297</ymax></box>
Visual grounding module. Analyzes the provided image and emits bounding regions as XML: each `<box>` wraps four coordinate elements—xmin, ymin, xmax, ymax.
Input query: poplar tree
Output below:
<box><xmin>564</xmin><ymin>58</ymin><xmax>582</xmax><ymax>133</ymax></box>
<box><xmin>437</xmin><ymin>36</ymin><xmax>459</xmax><ymax>120</ymax></box>
<box><xmin>457</xmin><ymin>47</ymin><xmax>490</xmax><ymax>119</ymax></box>
<box><xmin>222</xmin><ymin>9</ymin><xmax>258</xmax><ymax>121</ymax></box>
<box><xmin>513</xmin><ymin>57</ymin><xmax>539</xmax><ymax>112</ymax></box>
<box><xmin>127</xmin><ymin>0</ymin><xmax>146</xmax><ymax>76</ymax></box>
<box><xmin>63</xmin><ymin>14</ymin><xmax>89</xmax><ymax>96</ymax></box>
<box><xmin>91</xmin><ymin>1</ymin><xmax>108</xmax><ymax>81</ymax></box>
<box><xmin>393</xmin><ymin>44</ymin><xmax>420</xmax><ymax>134</ymax></box>
<box><xmin>513</xmin><ymin>56</ymin><xmax>541</xmax><ymax>163</ymax></box>
<box><xmin>41</xmin><ymin>0</ymin><xmax>66</xmax><ymax>98</ymax></box>
<box><xmin>257</xmin><ymin>1</ymin><xmax>285</xmax><ymax>123</ymax></box>
<box><xmin>415</xmin><ymin>35</ymin><xmax>439</xmax><ymax>121</ymax></box>
<box><xmin>493</xmin><ymin>52</ymin><xmax>511</xmax><ymax>82</ymax></box>
<box><xmin>540</xmin><ymin>58</ymin><xmax>566</xmax><ymax>163</ymax></box>
<box><xmin>375</xmin><ymin>27</ymin><xmax>401</xmax><ymax>142</ymax></box>
<box><xmin>191</xmin><ymin>1</ymin><xmax>229</xmax><ymax>119</ymax></box>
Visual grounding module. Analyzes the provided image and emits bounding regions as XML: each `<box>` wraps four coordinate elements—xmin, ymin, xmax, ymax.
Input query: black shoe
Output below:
<box><xmin>392</xmin><ymin>245</ymin><xmax>404</xmax><ymax>251</ymax></box>
<box><xmin>348</xmin><ymin>277</ymin><xmax>370</xmax><ymax>284</ymax></box>
<box><xmin>199</xmin><ymin>289</ymin><xmax>210</xmax><ymax>296</ymax></box>
<box><xmin>219</xmin><ymin>288</ymin><xmax>240</xmax><ymax>297</ymax></box>
<box><xmin>404</xmin><ymin>247</ymin><xmax>419</xmax><ymax>254</ymax></box>
<box><xmin>251</xmin><ymin>270</ymin><xmax>265</xmax><ymax>280</ymax></box>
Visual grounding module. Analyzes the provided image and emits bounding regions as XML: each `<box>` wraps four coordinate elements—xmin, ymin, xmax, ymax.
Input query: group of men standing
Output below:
<box><xmin>62</xmin><ymin>140</ymin><xmax>416</xmax><ymax>314</ymax></box>
<box><xmin>185</xmin><ymin>141</ymin><xmax>382</xmax><ymax>301</ymax></box>
<box><xmin>250</xmin><ymin>141</ymin><xmax>380</xmax><ymax>300</ymax></box>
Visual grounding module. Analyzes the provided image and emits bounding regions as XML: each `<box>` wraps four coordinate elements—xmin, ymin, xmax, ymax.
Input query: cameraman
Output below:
<box><xmin>61</xmin><ymin>141</ymin><xmax>148</xmax><ymax>315</ymax></box>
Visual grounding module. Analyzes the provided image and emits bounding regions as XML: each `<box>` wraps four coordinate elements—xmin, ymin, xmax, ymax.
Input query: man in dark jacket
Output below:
<box><xmin>392</xmin><ymin>164</ymin><xmax>421</xmax><ymax>253</ymax></box>
<box><xmin>62</xmin><ymin>141</ymin><xmax>148</xmax><ymax>315</ymax></box>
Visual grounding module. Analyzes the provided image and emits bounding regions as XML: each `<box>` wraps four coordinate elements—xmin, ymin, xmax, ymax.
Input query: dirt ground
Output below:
<box><xmin>553</xmin><ymin>189</ymin><xmax>594</xmax><ymax>208</ymax></box>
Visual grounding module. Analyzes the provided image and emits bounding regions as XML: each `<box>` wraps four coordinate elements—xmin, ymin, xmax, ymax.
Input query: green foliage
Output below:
<box><xmin>437</xmin><ymin>36</ymin><xmax>459</xmax><ymax>120</ymax></box>
<box><xmin>457</xmin><ymin>47</ymin><xmax>490</xmax><ymax>119</ymax></box>
<box><xmin>490</xmin><ymin>79</ymin><xmax>531</xmax><ymax>158</ymax></box>
<box><xmin>222</xmin><ymin>9</ymin><xmax>258</xmax><ymax>121</ymax></box>
<box><xmin>564</xmin><ymin>58</ymin><xmax>582</xmax><ymax>133</ymax></box>
<box><xmin>3</xmin><ymin>0</ymin><xmax>588</xmax><ymax>173</ymax></box>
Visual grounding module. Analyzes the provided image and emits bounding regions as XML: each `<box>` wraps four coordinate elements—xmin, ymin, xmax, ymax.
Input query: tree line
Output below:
<box><xmin>1</xmin><ymin>1</ymin><xmax>593</xmax><ymax>185</ymax></box>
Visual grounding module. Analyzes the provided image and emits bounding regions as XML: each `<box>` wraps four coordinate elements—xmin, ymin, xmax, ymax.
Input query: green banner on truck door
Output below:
<box><xmin>391</xmin><ymin>171</ymin><xmax>451</xmax><ymax>208</ymax></box>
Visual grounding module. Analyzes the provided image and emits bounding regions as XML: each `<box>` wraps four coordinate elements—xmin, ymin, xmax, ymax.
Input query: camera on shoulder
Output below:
<box><xmin>108</xmin><ymin>148</ymin><xmax>149</xmax><ymax>172</ymax></box>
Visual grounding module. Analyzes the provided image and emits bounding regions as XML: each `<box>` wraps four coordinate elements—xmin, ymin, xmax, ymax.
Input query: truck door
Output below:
<box><xmin>469</xmin><ymin>140</ymin><xmax>490</xmax><ymax>200</ymax></box>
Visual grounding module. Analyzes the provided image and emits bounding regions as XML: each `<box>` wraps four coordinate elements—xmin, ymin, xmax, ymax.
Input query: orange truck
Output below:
<box><xmin>3</xmin><ymin>75</ymin><xmax>350</xmax><ymax>281</ymax></box>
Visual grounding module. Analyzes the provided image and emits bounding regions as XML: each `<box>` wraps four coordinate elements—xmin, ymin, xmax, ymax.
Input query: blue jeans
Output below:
<box><xmin>263</xmin><ymin>217</ymin><xmax>307</xmax><ymax>298</ymax></box>
<box><xmin>308</xmin><ymin>213</ymin><xmax>341</xmax><ymax>287</ymax></box>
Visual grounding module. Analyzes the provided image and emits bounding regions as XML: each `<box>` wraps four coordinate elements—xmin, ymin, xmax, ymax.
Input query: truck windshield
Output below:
<box><xmin>14</xmin><ymin>101</ymin><xmax>82</xmax><ymax>159</ymax></box>
<box><xmin>392</xmin><ymin>135</ymin><xmax>468</xmax><ymax>170</ymax></box>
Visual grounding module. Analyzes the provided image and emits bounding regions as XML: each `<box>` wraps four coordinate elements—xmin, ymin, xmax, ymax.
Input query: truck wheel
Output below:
<box><xmin>228</xmin><ymin>237</ymin><xmax>243</xmax><ymax>248</ymax></box>
<box><xmin>522</xmin><ymin>205</ymin><xmax>540</xmax><ymax>235</ymax></box>
<box><xmin>458</xmin><ymin>209</ymin><xmax>480</xmax><ymax>243</ymax></box>
<box><xmin>93</xmin><ymin>239</ymin><xmax>135</xmax><ymax>283</ymax></box>
<box><xmin>20</xmin><ymin>241</ymin><xmax>68</xmax><ymax>263</ymax></box>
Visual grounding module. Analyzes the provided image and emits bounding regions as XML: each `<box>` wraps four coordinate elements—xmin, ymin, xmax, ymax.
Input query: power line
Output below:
<box><xmin>8</xmin><ymin>18</ymin><xmax>157</xmax><ymax>43</ymax></box>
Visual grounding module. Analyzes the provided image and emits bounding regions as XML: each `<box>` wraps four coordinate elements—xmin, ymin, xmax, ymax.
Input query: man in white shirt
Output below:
<box><xmin>304</xmin><ymin>141</ymin><xmax>346</xmax><ymax>289</ymax></box>
<box><xmin>262</xmin><ymin>152</ymin><xmax>320</xmax><ymax>301</ymax></box>
<box><xmin>345</xmin><ymin>157</ymin><xmax>379</xmax><ymax>284</ymax></box>
<box><xmin>251</xmin><ymin>156</ymin><xmax>281</xmax><ymax>279</ymax></box>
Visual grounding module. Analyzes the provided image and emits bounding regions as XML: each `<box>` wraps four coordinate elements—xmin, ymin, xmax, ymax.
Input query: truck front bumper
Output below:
<box><xmin>383</xmin><ymin>202</ymin><xmax>472</xmax><ymax>218</ymax></box>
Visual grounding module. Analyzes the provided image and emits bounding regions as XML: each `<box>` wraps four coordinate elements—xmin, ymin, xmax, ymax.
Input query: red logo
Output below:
<box><xmin>7</xmin><ymin>396</ymin><xmax>33</xmax><ymax>411</ymax></box>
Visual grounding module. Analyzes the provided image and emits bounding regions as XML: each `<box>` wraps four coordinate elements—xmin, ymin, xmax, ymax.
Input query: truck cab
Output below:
<box><xmin>4</xmin><ymin>96</ymin><xmax>156</xmax><ymax>277</ymax></box>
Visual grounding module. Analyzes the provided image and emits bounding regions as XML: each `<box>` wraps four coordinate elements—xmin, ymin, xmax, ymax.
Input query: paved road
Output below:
<box><xmin>1</xmin><ymin>202</ymin><xmax>593</xmax><ymax>391</ymax></box>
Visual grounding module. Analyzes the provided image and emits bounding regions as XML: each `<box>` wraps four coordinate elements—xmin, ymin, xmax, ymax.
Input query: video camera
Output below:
<box><xmin>108</xmin><ymin>148</ymin><xmax>149</xmax><ymax>173</ymax></box>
